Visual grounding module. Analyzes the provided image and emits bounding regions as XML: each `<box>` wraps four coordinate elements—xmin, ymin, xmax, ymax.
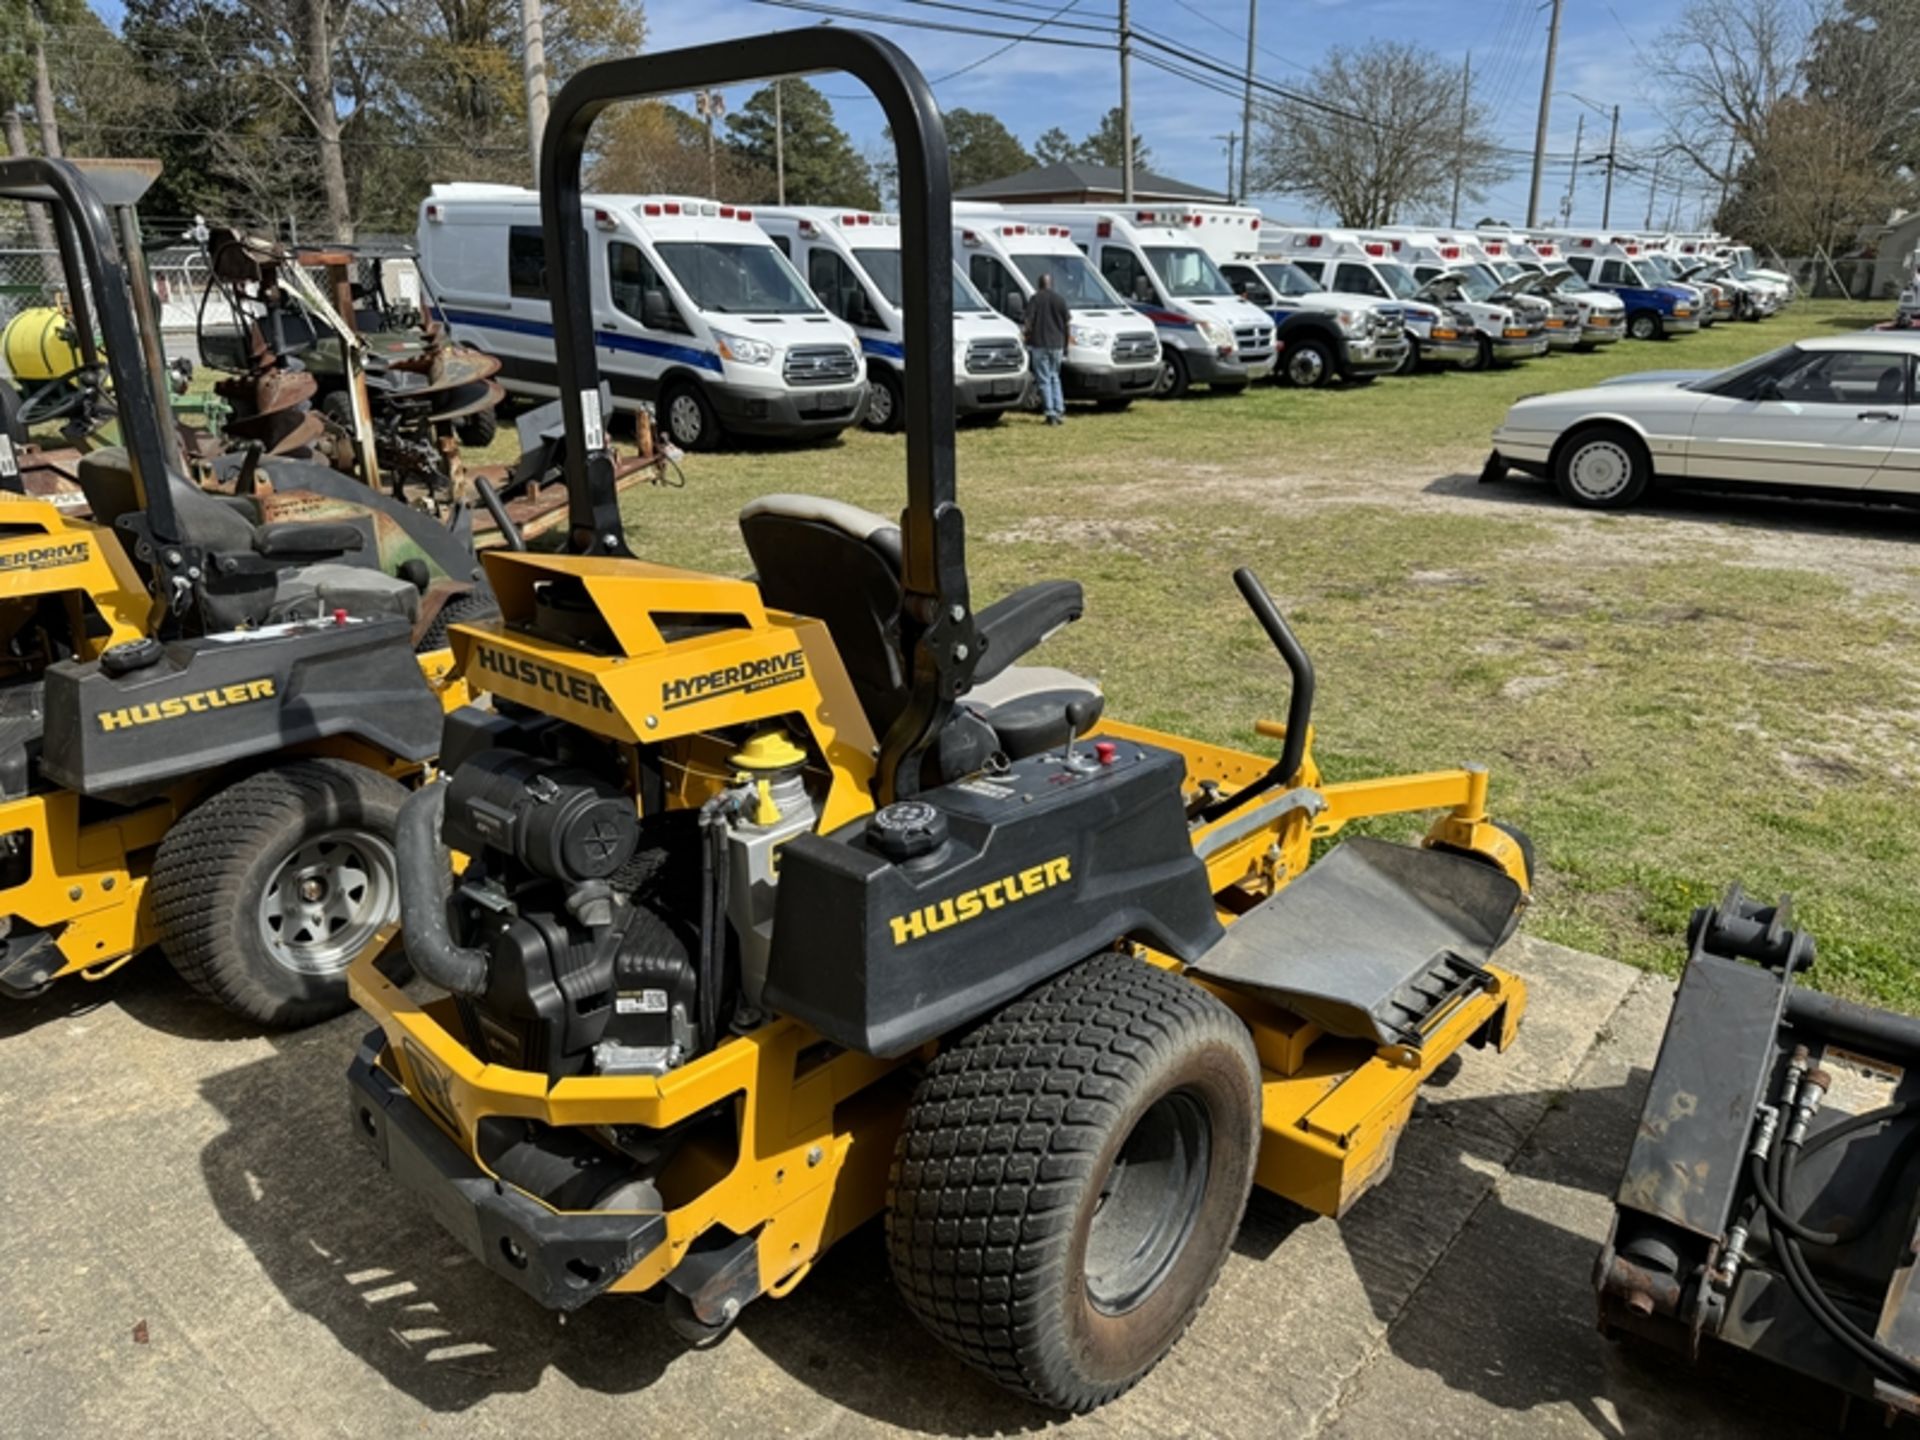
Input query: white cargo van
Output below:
<box><xmin>953</xmin><ymin>206</ymin><xmax>1161</xmax><ymax>408</ymax></box>
<box><xmin>1509</xmin><ymin>240</ymin><xmax>1625</xmax><ymax>346</ymax></box>
<box><xmin>756</xmin><ymin>206</ymin><xmax>1028</xmax><ymax>429</ymax></box>
<box><xmin>1001</xmin><ymin>205</ymin><xmax>1276</xmax><ymax>397</ymax></box>
<box><xmin>1252</xmin><ymin>228</ymin><xmax>1475</xmax><ymax>374</ymax></box>
<box><xmin>417</xmin><ymin>184</ymin><xmax>867</xmax><ymax>451</ymax></box>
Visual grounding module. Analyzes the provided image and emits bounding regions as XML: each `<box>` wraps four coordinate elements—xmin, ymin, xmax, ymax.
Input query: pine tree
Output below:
<box><xmin>726</xmin><ymin>78</ymin><xmax>877</xmax><ymax>208</ymax></box>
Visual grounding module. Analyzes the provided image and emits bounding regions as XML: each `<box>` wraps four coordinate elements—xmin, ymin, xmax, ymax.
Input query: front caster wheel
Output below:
<box><xmin>887</xmin><ymin>953</ymin><xmax>1260</xmax><ymax>1412</ymax></box>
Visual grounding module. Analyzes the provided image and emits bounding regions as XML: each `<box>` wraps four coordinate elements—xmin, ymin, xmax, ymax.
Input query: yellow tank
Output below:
<box><xmin>1</xmin><ymin>307</ymin><xmax>86</xmax><ymax>384</ymax></box>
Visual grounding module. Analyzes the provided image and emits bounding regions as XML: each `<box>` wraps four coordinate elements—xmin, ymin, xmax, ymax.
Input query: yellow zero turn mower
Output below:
<box><xmin>345</xmin><ymin>31</ymin><xmax>1533</xmax><ymax>1413</ymax></box>
<box><xmin>0</xmin><ymin>157</ymin><xmax>468</xmax><ymax>1025</ymax></box>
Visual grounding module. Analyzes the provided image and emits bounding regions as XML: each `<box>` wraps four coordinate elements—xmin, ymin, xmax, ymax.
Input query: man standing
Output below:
<box><xmin>1023</xmin><ymin>271</ymin><xmax>1071</xmax><ymax>426</ymax></box>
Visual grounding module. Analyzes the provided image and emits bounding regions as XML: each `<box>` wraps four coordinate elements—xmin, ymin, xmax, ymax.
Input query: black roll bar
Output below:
<box><xmin>539</xmin><ymin>31</ymin><xmax>977</xmax><ymax>800</ymax></box>
<box><xmin>0</xmin><ymin>159</ymin><xmax>188</xmax><ymax>573</ymax></box>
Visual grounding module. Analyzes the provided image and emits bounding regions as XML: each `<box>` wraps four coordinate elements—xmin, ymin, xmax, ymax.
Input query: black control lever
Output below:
<box><xmin>1195</xmin><ymin>567</ymin><xmax>1316</xmax><ymax>824</ymax></box>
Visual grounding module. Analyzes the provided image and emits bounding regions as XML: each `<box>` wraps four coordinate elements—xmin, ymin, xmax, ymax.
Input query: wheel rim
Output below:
<box><xmin>1085</xmin><ymin>1089</ymin><xmax>1211</xmax><ymax>1315</ymax></box>
<box><xmin>1629</xmin><ymin>315</ymin><xmax>1656</xmax><ymax>340</ymax></box>
<box><xmin>1287</xmin><ymin>348</ymin><xmax>1325</xmax><ymax>386</ymax></box>
<box><xmin>668</xmin><ymin>393</ymin><xmax>703</xmax><ymax>444</ymax></box>
<box><xmin>258</xmin><ymin>828</ymin><xmax>398</xmax><ymax>975</ymax></box>
<box><xmin>1157</xmin><ymin>357</ymin><xmax>1179</xmax><ymax>395</ymax></box>
<box><xmin>868</xmin><ymin>381</ymin><xmax>894</xmax><ymax>427</ymax></box>
<box><xmin>1567</xmin><ymin>438</ymin><xmax>1635</xmax><ymax>502</ymax></box>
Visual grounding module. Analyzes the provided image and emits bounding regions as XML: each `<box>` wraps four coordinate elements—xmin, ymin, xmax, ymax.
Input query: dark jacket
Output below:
<box><xmin>1023</xmin><ymin>285</ymin><xmax>1071</xmax><ymax>351</ymax></box>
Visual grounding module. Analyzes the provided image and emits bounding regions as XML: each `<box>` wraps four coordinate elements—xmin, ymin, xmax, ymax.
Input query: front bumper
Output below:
<box><xmin>1414</xmin><ymin>333</ymin><xmax>1479</xmax><ymax>367</ymax></box>
<box><xmin>1580</xmin><ymin>319</ymin><xmax>1623</xmax><ymax>345</ymax></box>
<box><xmin>1063</xmin><ymin>363</ymin><xmax>1159</xmax><ymax>400</ymax></box>
<box><xmin>708</xmin><ymin>381</ymin><xmax>869</xmax><ymax>438</ymax></box>
<box><xmin>1663</xmin><ymin>313</ymin><xmax>1703</xmax><ymax>334</ymax></box>
<box><xmin>1175</xmin><ymin>342</ymin><xmax>1252</xmax><ymax>387</ymax></box>
<box><xmin>1341</xmin><ymin>334</ymin><xmax>1411</xmax><ymax>377</ymax></box>
<box><xmin>1542</xmin><ymin>320</ymin><xmax>1582</xmax><ymax>351</ymax></box>
<box><xmin>1491</xmin><ymin>333</ymin><xmax>1549</xmax><ymax>361</ymax></box>
<box><xmin>348</xmin><ymin>1034</ymin><xmax>667</xmax><ymax>1311</ymax></box>
<box><xmin>955</xmin><ymin>371</ymin><xmax>1028</xmax><ymax>414</ymax></box>
<box><xmin>1490</xmin><ymin>425</ymin><xmax>1555</xmax><ymax>475</ymax></box>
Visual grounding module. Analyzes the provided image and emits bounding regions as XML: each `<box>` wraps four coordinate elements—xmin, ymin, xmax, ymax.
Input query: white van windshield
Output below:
<box><xmin>1454</xmin><ymin>267</ymin><xmax>1499</xmax><ymax>301</ymax></box>
<box><xmin>853</xmin><ymin>247</ymin><xmax>901</xmax><ymax>307</ymax></box>
<box><xmin>952</xmin><ymin>263</ymin><xmax>993</xmax><ymax>312</ymax></box>
<box><xmin>1257</xmin><ymin>262</ymin><xmax>1320</xmax><ymax>296</ymax></box>
<box><xmin>1375</xmin><ymin>262</ymin><xmax>1422</xmax><ymax>298</ymax></box>
<box><xmin>655</xmin><ymin>241</ymin><xmax>821</xmax><ymax>314</ymax></box>
<box><xmin>1011</xmin><ymin>251</ymin><xmax>1127</xmax><ymax>309</ymax></box>
<box><xmin>1143</xmin><ymin>245</ymin><xmax>1233</xmax><ymax>298</ymax></box>
<box><xmin>1493</xmin><ymin>261</ymin><xmax>1526</xmax><ymax>281</ymax></box>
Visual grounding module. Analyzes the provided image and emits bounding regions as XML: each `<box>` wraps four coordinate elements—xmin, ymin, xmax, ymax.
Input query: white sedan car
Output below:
<box><xmin>1486</xmin><ymin>333</ymin><xmax>1919</xmax><ymax>508</ymax></box>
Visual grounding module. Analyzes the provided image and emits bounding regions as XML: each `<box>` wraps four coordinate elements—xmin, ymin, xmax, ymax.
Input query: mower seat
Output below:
<box><xmin>739</xmin><ymin>494</ymin><xmax>1102</xmax><ymax>768</ymax></box>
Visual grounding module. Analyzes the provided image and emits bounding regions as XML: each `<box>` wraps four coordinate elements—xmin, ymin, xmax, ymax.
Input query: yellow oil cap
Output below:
<box><xmin>730</xmin><ymin>728</ymin><xmax>806</xmax><ymax>772</ymax></box>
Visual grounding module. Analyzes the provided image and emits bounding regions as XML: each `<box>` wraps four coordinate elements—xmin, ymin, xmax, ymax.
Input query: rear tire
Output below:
<box><xmin>455</xmin><ymin>406</ymin><xmax>499</xmax><ymax>448</ymax></box>
<box><xmin>417</xmin><ymin>587</ymin><xmax>499</xmax><ymax>652</ymax></box>
<box><xmin>1552</xmin><ymin>424</ymin><xmax>1651</xmax><ymax>510</ymax></box>
<box><xmin>887</xmin><ymin>953</ymin><xmax>1260</xmax><ymax>1413</ymax></box>
<box><xmin>661</xmin><ymin>380</ymin><xmax>720</xmax><ymax>451</ymax></box>
<box><xmin>151</xmin><ymin>759</ymin><xmax>408</xmax><ymax>1027</ymax></box>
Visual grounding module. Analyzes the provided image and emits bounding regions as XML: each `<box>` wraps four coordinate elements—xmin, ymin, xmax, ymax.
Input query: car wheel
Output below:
<box><xmin>1155</xmin><ymin>349</ymin><xmax>1190</xmax><ymax>399</ymax></box>
<box><xmin>1553</xmin><ymin>425</ymin><xmax>1651</xmax><ymax>510</ymax></box>
<box><xmin>1393</xmin><ymin>340</ymin><xmax>1421</xmax><ymax>376</ymax></box>
<box><xmin>455</xmin><ymin>405</ymin><xmax>499</xmax><ymax>448</ymax></box>
<box><xmin>1282</xmin><ymin>338</ymin><xmax>1333</xmax><ymax>388</ymax></box>
<box><xmin>1626</xmin><ymin>311</ymin><xmax>1662</xmax><ymax>341</ymax></box>
<box><xmin>1460</xmin><ymin>335</ymin><xmax>1492</xmax><ymax>373</ymax></box>
<box><xmin>661</xmin><ymin>380</ymin><xmax>719</xmax><ymax>451</ymax></box>
<box><xmin>863</xmin><ymin>366</ymin><xmax>903</xmax><ymax>433</ymax></box>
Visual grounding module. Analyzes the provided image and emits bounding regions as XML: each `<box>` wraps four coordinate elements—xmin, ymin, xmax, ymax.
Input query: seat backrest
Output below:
<box><xmin>77</xmin><ymin>445</ymin><xmax>260</xmax><ymax>554</ymax></box>
<box><xmin>739</xmin><ymin>495</ymin><xmax>908</xmax><ymax>735</ymax></box>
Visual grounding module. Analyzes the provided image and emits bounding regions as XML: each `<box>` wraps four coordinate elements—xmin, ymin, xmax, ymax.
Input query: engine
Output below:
<box><xmin>399</xmin><ymin>706</ymin><xmax>814</xmax><ymax>1082</ymax></box>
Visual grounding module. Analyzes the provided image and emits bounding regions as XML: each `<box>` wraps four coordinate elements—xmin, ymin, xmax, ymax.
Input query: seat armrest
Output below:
<box><xmin>973</xmin><ymin>580</ymin><xmax>1083</xmax><ymax>683</ymax></box>
<box><xmin>252</xmin><ymin>521</ymin><xmax>366</xmax><ymax>559</ymax></box>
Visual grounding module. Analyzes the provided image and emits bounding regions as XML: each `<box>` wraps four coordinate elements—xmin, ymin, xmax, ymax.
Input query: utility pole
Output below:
<box><xmin>1525</xmin><ymin>0</ymin><xmax>1564</xmax><ymax>227</ymax></box>
<box><xmin>1562</xmin><ymin>112</ymin><xmax>1584</xmax><ymax>225</ymax></box>
<box><xmin>1601</xmin><ymin>103</ymin><xmax>1619</xmax><ymax>228</ymax></box>
<box><xmin>1217</xmin><ymin>133</ymin><xmax>1239</xmax><ymax>201</ymax></box>
<box><xmin>774</xmin><ymin>80</ymin><xmax>786</xmax><ymax>205</ymax></box>
<box><xmin>1644</xmin><ymin>156</ymin><xmax>1660</xmax><ymax>229</ymax></box>
<box><xmin>1119</xmin><ymin>0</ymin><xmax>1135</xmax><ymax>202</ymax></box>
<box><xmin>520</xmin><ymin>0</ymin><xmax>549</xmax><ymax>182</ymax></box>
<box><xmin>1449</xmin><ymin>52</ymin><xmax>1471</xmax><ymax>228</ymax></box>
<box><xmin>694</xmin><ymin>90</ymin><xmax>727</xmax><ymax>198</ymax></box>
<box><xmin>1239</xmin><ymin>0</ymin><xmax>1257</xmax><ymax>203</ymax></box>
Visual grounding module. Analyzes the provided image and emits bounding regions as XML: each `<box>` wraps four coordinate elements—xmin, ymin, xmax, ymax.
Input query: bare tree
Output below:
<box><xmin>1648</xmin><ymin>0</ymin><xmax>1816</xmax><ymax>195</ymax></box>
<box><xmin>1249</xmin><ymin>42</ymin><xmax>1508</xmax><ymax>228</ymax></box>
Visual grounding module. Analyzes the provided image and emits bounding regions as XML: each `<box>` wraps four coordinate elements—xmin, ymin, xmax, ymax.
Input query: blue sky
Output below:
<box><xmin>87</xmin><ymin>0</ymin><xmax>1705</xmax><ymax>228</ymax></box>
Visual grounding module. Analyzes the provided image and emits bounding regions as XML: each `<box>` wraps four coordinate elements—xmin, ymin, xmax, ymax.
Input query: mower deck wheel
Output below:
<box><xmin>887</xmin><ymin>952</ymin><xmax>1259</xmax><ymax>1412</ymax></box>
<box><xmin>151</xmin><ymin>759</ymin><xmax>408</xmax><ymax>1027</ymax></box>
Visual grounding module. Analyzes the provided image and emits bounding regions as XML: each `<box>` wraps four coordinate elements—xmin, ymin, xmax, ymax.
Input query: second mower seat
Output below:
<box><xmin>739</xmin><ymin>494</ymin><xmax>1102</xmax><ymax>766</ymax></box>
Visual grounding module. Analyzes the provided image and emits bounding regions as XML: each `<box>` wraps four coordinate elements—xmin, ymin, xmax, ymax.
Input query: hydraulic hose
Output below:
<box><xmin>396</xmin><ymin>782</ymin><xmax>490</xmax><ymax>996</ymax></box>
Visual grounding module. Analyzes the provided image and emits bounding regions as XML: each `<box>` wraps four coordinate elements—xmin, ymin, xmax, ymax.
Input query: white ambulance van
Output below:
<box><xmin>756</xmin><ymin>206</ymin><xmax>1028</xmax><ymax>429</ymax></box>
<box><xmin>417</xmin><ymin>185</ymin><xmax>867</xmax><ymax>451</ymax></box>
<box><xmin>953</xmin><ymin>205</ymin><xmax>1161</xmax><ymax>408</ymax></box>
<box><xmin>1357</xmin><ymin>232</ymin><xmax>1549</xmax><ymax>367</ymax></box>
<box><xmin>1252</xmin><ymin>227</ymin><xmax>1476</xmax><ymax>374</ymax></box>
<box><xmin>1001</xmin><ymin>204</ymin><xmax>1276</xmax><ymax>396</ymax></box>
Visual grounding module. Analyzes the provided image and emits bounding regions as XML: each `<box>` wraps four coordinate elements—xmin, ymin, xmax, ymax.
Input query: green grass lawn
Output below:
<box><xmin>513</xmin><ymin>300</ymin><xmax>1918</xmax><ymax>1005</ymax></box>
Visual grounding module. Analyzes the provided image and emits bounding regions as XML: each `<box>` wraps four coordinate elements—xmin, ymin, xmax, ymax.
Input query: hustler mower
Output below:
<box><xmin>1599</xmin><ymin>889</ymin><xmax>1920</xmax><ymax>1422</ymax></box>
<box><xmin>344</xmin><ymin>31</ymin><xmax>1533</xmax><ymax>1413</ymax></box>
<box><xmin>0</xmin><ymin>156</ymin><xmax>475</xmax><ymax>1026</ymax></box>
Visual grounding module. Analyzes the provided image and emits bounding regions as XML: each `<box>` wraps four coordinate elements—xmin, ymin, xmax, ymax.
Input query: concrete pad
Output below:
<box><xmin>0</xmin><ymin>934</ymin><xmax>1832</xmax><ymax>1437</ymax></box>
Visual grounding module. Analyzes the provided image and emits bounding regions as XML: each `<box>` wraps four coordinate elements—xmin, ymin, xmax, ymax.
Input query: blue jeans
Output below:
<box><xmin>1031</xmin><ymin>347</ymin><xmax>1065</xmax><ymax>418</ymax></box>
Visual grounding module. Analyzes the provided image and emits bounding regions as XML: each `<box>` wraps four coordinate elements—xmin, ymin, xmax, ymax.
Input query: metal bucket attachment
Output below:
<box><xmin>1191</xmin><ymin>837</ymin><xmax>1523</xmax><ymax>1047</ymax></box>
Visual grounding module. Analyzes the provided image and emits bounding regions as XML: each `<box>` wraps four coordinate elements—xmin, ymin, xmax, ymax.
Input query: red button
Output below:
<box><xmin>332</xmin><ymin>608</ymin><xmax>349</xmax><ymax>625</ymax></box>
<box><xmin>1094</xmin><ymin>742</ymin><xmax>1117</xmax><ymax>765</ymax></box>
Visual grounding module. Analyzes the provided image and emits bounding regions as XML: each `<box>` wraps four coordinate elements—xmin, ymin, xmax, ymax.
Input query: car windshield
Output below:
<box><xmin>1257</xmin><ymin>261</ymin><xmax>1321</xmax><ymax>296</ymax></box>
<box><xmin>1011</xmin><ymin>251</ymin><xmax>1127</xmax><ymax>309</ymax></box>
<box><xmin>1689</xmin><ymin>343</ymin><xmax>1798</xmax><ymax>392</ymax></box>
<box><xmin>951</xmin><ymin>263</ymin><xmax>992</xmax><ymax>312</ymax></box>
<box><xmin>654</xmin><ymin>241</ymin><xmax>820</xmax><ymax>314</ymax></box>
<box><xmin>1143</xmin><ymin>245</ymin><xmax>1234</xmax><ymax>298</ymax></box>
<box><xmin>1550</xmin><ymin>271</ymin><xmax>1591</xmax><ymax>295</ymax></box>
<box><xmin>1640</xmin><ymin>254</ymin><xmax>1678</xmax><ymax>281</ymax></box>
<box><xmin>1493</xmin><ymin>261</ymin><xmax>1527</xmax><ymax>281</ymax></box>
<box><xmin>1456</xmin><ymin>264</ymin><xmax>1500</xmax><ymax>300</ymax></box>
<box><xmin>852</xmin><ymin>247</ymin><xmax>901</xmax><ymax>308</ymax></box>
<box><xmin>1375</xmin><ymin>261</ymin><xmax>1422</xmax><ymax>298</ymax></box>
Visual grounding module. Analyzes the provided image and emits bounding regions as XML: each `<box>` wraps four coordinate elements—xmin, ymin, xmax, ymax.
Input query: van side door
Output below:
<box><xmin>1099</xmin><ymin>246</ymin><xmax>1156</xmax><ymax>306</ymax></box>
<box><xmin>969</xmin><ymin>254</ymin><xmax>1025</xmax><ymax>322</ymax></box>
<box><xmin>605</xmin><ymin>238</ymin><xmax>697</xmax><ymax>398</ymax></box>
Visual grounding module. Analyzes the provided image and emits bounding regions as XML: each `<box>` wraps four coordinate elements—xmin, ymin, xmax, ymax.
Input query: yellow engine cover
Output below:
<box><xmin>2</xmin><ymin>307</ymin><xmax>85</xmax><ymax>384</ymax></box>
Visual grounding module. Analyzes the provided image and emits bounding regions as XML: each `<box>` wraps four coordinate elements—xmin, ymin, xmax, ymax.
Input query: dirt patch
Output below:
<box><xmin>1500</xmin><ymin>673</ymin><xmax>1567</xmax><ymax>701</ymax></box>
<box><xmin>981</xmin><ymin>516</ymin><xmax>1167</xmax><ymax>552</ymax></box>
